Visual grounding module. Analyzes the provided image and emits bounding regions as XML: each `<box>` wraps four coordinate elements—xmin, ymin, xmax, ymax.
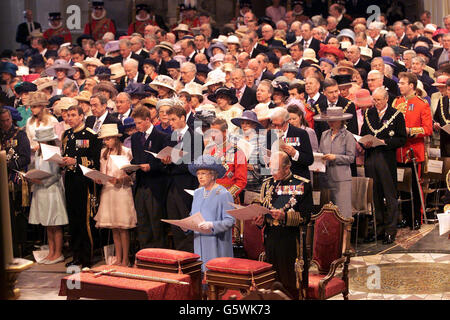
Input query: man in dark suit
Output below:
<box><xmin>259</xmin><ymin>24</ymin><xmax>284</xmax><ymax>49</ymax></box>
<box><xmin>16</xmin><ymin>9</ymin><xmax>41</xmax><ymax>48</ymax></box>
<box><xmin>162</xmin><ymin>105</ymin><xmax>204</xmax><ymax>252</ymax></box>
<box><xmin>371</xmin><ymin>57</ymin><xmax>400</xmax><ymax>96</ymax></box>
<box><xmin>367</xmin><ymin>70</ymin><xmax>397</xmax><ymax>107</ymax></box>
<box><xmin>360</xmin><ymin>87</ymin><xmax>407</xmax><ymax>244</ymax></box>
<box><xmin>368</xmin><ymin>22</ymin><xmax>387</xmax><ymax>52</ymax></box>
<box><xmin>267</xmin><ymin>107</ymin><xmax>314</xmax><ymax>180</ymax></box>
<box><xmin>304</xmin><ymin>76</ymin><xmax>327</xmax><ymax>129</ymax></box>
<box><xmin>232</xmin><ymin>68</ymin><xmax>258</xmax><ymax>110</ymax></box>
<box><xmin>299</xmin><ymin>23</ymin><xmax>321</xmax><ymax>56</ymax></box>
<box><xmin>393</xmin><ymin>21</ymin><xmax>412</xmax><ymax>49</ymax></box>
<box><xmin>119</xmin><ymin>38</ymin><xmax>144</xmax><ymax>72</ymax></box>
<box><xmin>181</xmin><ymin>39</ymin><xmax>197</xmax><ymax>63</ymax></box>
<box><xmin>116</xmin><ymin>59</ymin><xmax>146</xmax><ymax>92</ymax></box>
<box><xmin>180</xmin><ymin>62</ymin><xmax>204</xmax><ymax>86</ymax></box>
<box><xmin>347</xmin><ymin>45</ymin><xmax>371</xmax><ymax>74</ymax></box>
<box><xmin>329</xmin><ymin>3</ymin><xmax>352</xmax><ymax>31</ymax></box>
<box><xmin>130</xmin><ymin>36</ymin><xmax>149</xmax><ymax>60</ymax></box>
<box><xmin>130</xmin><ymin>106</ymin><xmax>171</xmax><ymax>249</ymax></box>
<box><xmin>249</xmin><ymin>58</ymin><xmax>274</xmax><ymax>88</ymax></box>
<box><xmin>85</xmin><ymin>93</ymin><xmax>121</xmax><ymax>133</ymax></box>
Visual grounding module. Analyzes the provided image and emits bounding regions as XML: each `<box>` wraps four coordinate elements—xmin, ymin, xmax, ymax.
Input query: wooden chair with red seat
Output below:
<box><xmin>298</xmin><ymin>202</ymin><xmax>354</xmax><ymax>300</ymax></box>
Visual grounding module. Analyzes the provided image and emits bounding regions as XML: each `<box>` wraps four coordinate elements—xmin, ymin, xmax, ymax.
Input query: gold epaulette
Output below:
<box><xmin>86</xmin><ymin>127</ymin><xmax>97</xmax><ymax>135</ymax></box>
<box><xmin>392</xmin><ymin>97</ymin><xmax>399</xmax><ymax>109</ymax></box>
<box><xmin>263</xmin><ymin>176</ymin><xmax>272</xmax><ymax>182</ymax></box>
<box><xmin>294</xmin><ymin>175</ymin><xmax>310</xmax><ymax>183</ymax></box>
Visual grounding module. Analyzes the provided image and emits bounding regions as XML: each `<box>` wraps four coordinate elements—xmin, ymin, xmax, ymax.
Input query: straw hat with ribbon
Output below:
<box><xmin>82</xmin><ymin>57</ymin><xmax>104</xmax><ymax>68</ymax></box>
<box><xmin>332</xmin><ymin>60</ymin><xmax>358</xmax><ymax>75</ymax></box>
<box><xmin>93</xmin><ymin>81</ymin><xmax>119</xmax><ymax>99</ymax></box>
<box><xmin>33</xmin><ymin>77</ymin><xmax>56</xmax><ymax>92</ymax></box>
<box><xmin>98</xmin><ymin>123</ymin><xmax>122</xmax><ymax>139</ymax></box>
<box><xmin>149</xmin><ymin>75</ymin><xmax>176</xmax><ymax>92</ymax></box>
<box><xmin>28</xmin><ymin>91</ymin><xmax>49</xmax><ymax>107</ymax></box>
<box><xmin>74</xmin><ymin>90</ymin><xmax>93</xmax><ymax>103</ymax></box>
<box><xmin>180</xmin><ymin>82</ymin><xmax>204</xmax><ymax>97</ymax></box>
<box><xmin>313</xmin><ymin>106</ymin><xmax>353</xmax><ymax>122</ymax></box>
<box><xmin>253</xmin><ymin>103</ymin><xmax>273</xmax><ymax>121</ymax></box>
<box><xmin>303</xmin><ymin>48</ymin><xmax>318</xmax><ymax>63</ymax></box>
<box><xmin>109</xmin><ymin>63</ymin><xmax>126</xmax><ymax>80</ymax></box>
<box><xmin>53</xmin><ymin>97</ymin><xmax>78</xmax><ymax>116</ymax></box>
<box><xmin>155</xmin><ymin>41</ymin><xmax>175</xmax><ymax>55</ymax></box>
<box><xmin>173</xmin><ymin>24</ymin><xmax>190</xmax><ymax>33</ymax></box>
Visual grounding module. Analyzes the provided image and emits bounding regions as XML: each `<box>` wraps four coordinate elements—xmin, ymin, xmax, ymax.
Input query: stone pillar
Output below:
<box><xmin>423</xmin><ymin>0</ymin><xmax>450</xmax><ymax>27</ymax></box>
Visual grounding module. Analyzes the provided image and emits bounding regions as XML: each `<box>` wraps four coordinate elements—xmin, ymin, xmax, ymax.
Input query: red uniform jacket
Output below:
<box><xmin>84</xmin><ymin>18</ymin><xmax>116</xmax><ymax>40</ymax></box>
<box><xmin>43</xmin><ymin>27</ymin><xmax>72</xmax><ymax>43</ymax></box>
<box><xmin>206</xmin><ymin>142</ymin><xmax>247</xmax><ymax>198</ymax></box>
<box><xmin>128</xmin><ymin>20</ymin><xmax>157</xmax><ymax>36</ymax></box>
<box><xmin>393</xmin><ymin>95</ymin><xmax>433</xmax><ymax>163</ymax></box>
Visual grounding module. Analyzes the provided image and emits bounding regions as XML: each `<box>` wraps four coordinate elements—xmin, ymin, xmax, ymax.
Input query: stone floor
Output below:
<box><xmin>13</xmin><ymin>224</ymin><xmax>450</xmax><ymax>300</ymax></box>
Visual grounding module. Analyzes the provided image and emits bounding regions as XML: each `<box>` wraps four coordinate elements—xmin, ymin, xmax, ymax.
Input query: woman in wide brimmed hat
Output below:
<box><xmin>26</xmin><ymin>91</ymin><xmax>59</xmax><ymax>153</ymax></box>
<box><xmin>45</xmin><ymin>59</ymin><xmax>77</xmax><ymax>96</ymax></box>
<box><xmin>28</xmin><ymin>126</ymin><xmax>68</xmax><ymax>265</ymax></box>
<box><xmin>208</xmin><ymin>87</ymin><xmax>242</xmax><ymax>134</ymax></box>
<box><xmin>150</xmin><ymin>74</ymin><xmax>176</xmax><ymax>99</ymax></box>
<box><xmin>93</xmin><ymin>81</ymin><xmax>118</xmax><ymax>111</ymax></box>
<box><xmin>155</xmin><ymin>41</ymin><xmax>175</xmax><ymax>62</ymax></box>
<box><xmin>231</xmin><ymin>110</ymin><xmax>266</xmax><ymax>192</ymax></box>
<box><xmin>82</xmin><ymin>57</ymin><xmax>104</xmax><ymax>77</ymax></box>
<box><xmin>186</xmin><ymin>155</ymin><xmax>235</xmax><ymax>271</ymax></box>
<box><xmin>315</xmin><ymin>107</ymin><xmax>356</xmax><ymax>218</ymax></box>
<box><xmin>72</xmin><ymin>62</ymin><xmax>90</xmax><ymax>88</ymax></box>
<box><xmin>94</xmin><ymin>123</ymin><xmax>137</xmax><ymax>267</ymax></box>
<box><xmin>74</xmin><ymin>90</ymin><xmax>93</xmax><ymax>116</ymax></box>
<box><xmin>272</xmin><ymin>81</ymin><xmax>290</xmax><ymax>108</ymax></box>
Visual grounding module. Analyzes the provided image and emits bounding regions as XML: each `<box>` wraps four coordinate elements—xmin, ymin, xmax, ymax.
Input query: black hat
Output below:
<box><xmin>49</xmin><ymin>12</ymin><xmax>61</xmax><ymax>21</ymax></box>
<box><xmin>195</xmin><ymin>63</ymin><xmax>211</xmax><ymax>75</ymax></box>
<box><xmin>258</xmin><ymin>16</ymin><xmax>276</xmax><ymax>30</ymax></box>
<box><xmin>48</xmin><ymin>95</ymin><xmax>64</xmax><ymax>109</ymax></box>
<box><xmin>28</xmin><ymin>54</ymin><xmax>46</xmax><ymax>69</ymax></box>
<box><xmin>48</xmin><ymin>36</ymin><xmax>64</xmax><ymax>46</ymax></box>
<box><xmin>273</xmin><ymin>82</ymin><xmax>290</xmax><ymax>97</ymax></box>
<box><xmin>95</xmin><ymin>66</ymin><xmax>112</xmax><ymax>77</ymax></box>
<box><xmin>286</xmin><ymin>32</ymin><xmax>297</xmax><ymax>46</ymax></box>
<box><xmin>15</xmin><ymin>82</ymin><xmax>37</xmax><ymax>95</ymax></box>
<box><xmin>266</xmin><ymin>51</ymin><xmax>280</xmax><ymax>65</ymax></box>
<box><xmin>93</xmin><ymin>1</ymin><xmax>104</xmax><ymax>8</ymax></box>
<box><xmin>208</xmin><ymin>87</ymin><xmax>238</xmax><ymax>105</ymax></box>
<box><xmin>166</xmin><ymin>59</ymin><xmax>180</xmax><ymax>69</ymax></box>
<box><xmin>332</xmin><ymin>74</ymin><xmax>352</xmax><ymax>87</ymax></box>
<box><xmin>76</xmin><ymin>34</ymin><xmax>94</xmax><ymax>47</ymax></box>
<box><xmin>143</xmin><ymin>59</ymin><xmax>158</xmax><ymax>69</ymax></box>
<box><xmin>0</xmin><ymin>50</ymin><xmax>13</xmax><ymax>59</ymax></box>
<box><xmin>414</xmin><ymin>46</ymin><xmax>432</xmax><ymax>60</ymax></box>
<box><xmin>101</xmin><ymin>56</ymin><xmax>115</xmax><ymax>64</ymax></box>
<box><xmin>239</xmin><ymin>0</ymin><xmax>252</xmax><ymax>8</ymax></box>
<box><xmin>136</xmin><ymin>4</ymin><xmax>150</xmax><ymax>13</ymax></box>
<box><xmin>414</xmin><ymin>36</ymin><xmax>433</xmax><ymax>49</ymax></box>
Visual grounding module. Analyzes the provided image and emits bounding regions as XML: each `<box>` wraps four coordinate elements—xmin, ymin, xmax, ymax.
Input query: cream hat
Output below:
<box><xmin>109</xmin><ymin>63</ymin><xmax>126</xmax><ymax>80</ymax></box>
<box><xmin>303</xmin><ymin>48</ymin><xmax>318</xmax><ymax>63</ymax></box>
<box><xmin>253</xmin><ymin>103</ymin><xmax>273</xmax><ymax>121</ymax></box>
<box><xmin>98</xmin><ymin>123</ymin><xmax>122</xmax><ymax>139</ymax></box>
<box><xmin>150</xmin><ymin>75</ymin><xmax>176</xmax><ymax>92</ymax></box>
<box><xmin>180</xmin><ymin>82</ymin><xmax>203</xmax><ymax>97</ymax></box>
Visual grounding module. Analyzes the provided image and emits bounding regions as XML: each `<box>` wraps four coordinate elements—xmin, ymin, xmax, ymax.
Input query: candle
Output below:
<box><xmin>0</xmin><ymin>151</ymin><xmax>14</xmax><ymax>267</ymax></box>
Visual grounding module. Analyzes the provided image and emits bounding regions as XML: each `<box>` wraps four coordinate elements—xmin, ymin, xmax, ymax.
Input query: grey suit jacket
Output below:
<box><xmin>319</xmin><ymin>128</ymin><xmax>356</xmax><ymax>182</ymax></box>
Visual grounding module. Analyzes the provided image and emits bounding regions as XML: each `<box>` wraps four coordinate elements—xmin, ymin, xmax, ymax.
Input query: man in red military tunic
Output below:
<box><xmin>128</xmin><ymin>4</ymin><xmax>167</xmax><ymax>36</ymax></box>
<box><xmin>394</xmin><ymin>72</ymin><xmax>433</xmax><ymax>230</ymax></box>
<box><xmin>177</xmin><ymin>3</ymin><xmax>201</xmax><ymax>30</ymax></box>
<box><xmin>204</xmin><ymin>118</ymin><xmax>247</xmax><ymax>200</ymax></box>
<box><xmin>83</xmin><ymin>1</ymin><xmax>116</xmax><ymax>41</ymax></box>
<box><xmin>43</xmin><ymin>12</ymin><xmax>72</xmax><ymax>44</ymax></box>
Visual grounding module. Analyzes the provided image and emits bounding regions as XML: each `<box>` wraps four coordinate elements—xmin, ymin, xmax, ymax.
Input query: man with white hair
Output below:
<box><xmin>360</xmin><ymin>87</ymin><xmax>407</xmax><ymax>244</ymax></box>
<box><xmin>266</xmin><ymin>107</ymin><xmax>314</xmax><ymax>180</ymax></box>
<box><xmin>371</xmin><ymin>57</ymin><xmax>400</xmax><ymax>96</ymax></box>
<box><xmin>119</xmin><ymin>38</ymin><xmax>144</xmax><ymax>71</ymax></box>
<box><xmin>368</xmin><ymin>21</ymin><xmax>387</xmax><ymax>52</ymax></box>
<box><xmin>367</xmin><ymin>70</ymin><xmax>396</xmax><ymax>106</ymax></box>
<box><xmin>432</xmin><ymin>33</ymin><xmax>450</xmax><ymax>69</ymax></box>
<box><xmin>411</xmin><ymin>57</ymin><xmax>437</xmax><ymax>97</ymax></box>
<box><xmin>180</xmin><ymin>62</ymin><xmax>203</xmax><ymax>86</ymax></box>
<box><xmin>117</xmin><ymin>58</ymin><xmax>145</xmax><ymax>92</ymax></box>
<box><xmin>346</xmin><ymin>45</ymin><xmax>370</xmax><ymax>73</ymax></box>
<box><xmin>393</xmin><ymin>21</ymin><xmax>412</xmax><ymax>49</ymax></box>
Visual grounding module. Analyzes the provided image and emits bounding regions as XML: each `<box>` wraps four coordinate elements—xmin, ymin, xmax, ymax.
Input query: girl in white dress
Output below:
<box><xmin>94</xmin><ymin>124</ymin><xmax>137</xmax><ymax>266</ymax></box>
<box><xmin>28</xmin><ymin>127</ymin><xmax>68</xmax><ymax>265</ymax></box>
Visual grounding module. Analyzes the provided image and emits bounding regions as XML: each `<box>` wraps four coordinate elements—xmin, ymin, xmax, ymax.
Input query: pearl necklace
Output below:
<box><xmin>203</xmin><ymin>184</ymin><xmax>218</xmax><ymax>198</ymax></box>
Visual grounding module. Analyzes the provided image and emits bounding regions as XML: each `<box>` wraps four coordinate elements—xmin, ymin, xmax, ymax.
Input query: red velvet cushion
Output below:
<box><xmin>206</xmin><ymin>257</ymin><xmax>272</xmax><ymax>275</ymax></box>
<box><xmin>307</xmin><ymin>274</ymin><xmax>346</xmax><ymax>299</ymax></box>
<box><xmin>136</xmin><ymin>248</ymin><xmax>200</xmax><ymax>265</ymax></box>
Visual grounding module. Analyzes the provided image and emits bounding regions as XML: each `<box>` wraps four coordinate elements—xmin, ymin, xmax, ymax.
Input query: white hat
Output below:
<box><xmin>82</xmin><ymin>57</ymin><xmax>104</xmax><ymax>68</ymax></box>
<box><xmin>226</xmin><ymin>35</ymin><xmax>240</xmax><ymax>46</ymax></box>
<box><xmin>98</xmin><ymin>123</ymin><xmax>122</xmax><ymax>139</ymax></box>
<box><xmin>303</xmin><ymin>48</ymin><xmax>318</xmax><ymax>63</ymax></box>
<box><xmin>253</xmin><ymin>103</ymin><xmax>273</xmax><ymax>121</ymax></box>
<box><xmin>109</xmin><ymin>63</ymin><xmax>126</xmax><ymax>80</ymax></box>
<box><xmin>150</xmin><ymin>75</ymin><xmax>176</xmax><ymax>92</ymax></box>
<box><xmin>208</xmin><ymin>53</ymin><xmax>225</xmax><ymax>70</ymax></box>
<box><xmin>360</xmin><ymin>46</ymin><xmax>373</xmax><ymax>58</ymax></box>
<box><xmin>424</xmin><ymin>24</ymin><xmax>437</xmax><ymax>33</ymax></box>
<box><xmin>340</xmin><ymin>41</ymin><xmax>352</xmax><ymax>50</ymax></box>
<box><xmin>203</xmin><ymin>69</ymin><xmax>226</xmax><ymax>88</ymax></box>
<box><xmin>180</xmin><ymin>82</ymin><xmax>203</xmax><ymax>97</ymax></box>
<box><xmin>212</xmin><ymin>35</ymin><xmax>228</xmax><ymax>44</ymax></box>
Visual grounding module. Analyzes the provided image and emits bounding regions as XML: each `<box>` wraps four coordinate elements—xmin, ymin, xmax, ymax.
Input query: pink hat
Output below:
<box><xmin>432</xmin><ymin>75</ymin><xmax>449</xmax><ymax>87</ymax></box>
<box><xmin>354</xmin><ymin>89</ymin><xmax>373</xmax><ymax>107</ymax></box>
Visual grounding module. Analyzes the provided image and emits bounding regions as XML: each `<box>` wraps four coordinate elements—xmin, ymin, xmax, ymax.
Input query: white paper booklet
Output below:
<box><xmin>227</xmin><ymin>203</ymin><xmax>271</xmax><ymax>221</ymax></box>
<box><xmin>353</xmin><ymin>134</ymin><xmax>386</xmax><ymax>147</ymax></box>
<box><xmin>40</xmin><ymin>143</ymin><xmax>64</xmax><ymax>164</ymax></box>
<box><xmin>162</xmin><ymin>212</ymin><xmax>211</xmax><ymax>234</ymax></box>
<box><xmin>15</xmin><ymin>169</ymin><xmax>52</xmax><ymax>180</ymax></box>
<box><xmin>309</xmin><ymin>152</ymin><xmax>326</xmax><ymax>173</ymax></box>
<box><xmin>79</xmin><ymin>164</ymin><xmax>114</xmax><ymax>184</ymax></box>
<box><xmin>110</xmin><ymin>155</ymin><xmax>141</xmax><ymax>171</ymax></box>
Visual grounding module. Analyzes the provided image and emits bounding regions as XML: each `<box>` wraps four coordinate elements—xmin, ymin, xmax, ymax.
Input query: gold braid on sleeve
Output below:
<box><xmin>286</xmin><ymin>208</ymin><xmax>303</xmax><ymax>227</ymax></box>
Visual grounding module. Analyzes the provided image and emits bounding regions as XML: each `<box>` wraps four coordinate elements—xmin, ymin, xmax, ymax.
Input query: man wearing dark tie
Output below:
<box><xmin>289</xmin><ymin>42</ymin><xmax>310</xmax><ymax>70</ymax></box>
<box><xmin>85</xmin><ymin>93</ymin><xmax>121</xmax><ymax>133</ymax></box>
<box><xmin>181</xmin><ymin>39</ymin><xmax>197</xmax><ymax>63</ymax></box>
<box><xmin>116</xmin><ymin>59</ymin><xmax>145</xmax><ymax>92</ymax></box>
<box><xmin>16</xmin><ymin>9</ymin><xmax>41</xmax><ymax>48</ymax></box>
<box><xmin>304</xmin><ymin>76</ymin><xmax>327</xmax><ymax>129</ymax></box>
<box><xmin>299</xmin><ymin>22</ymin><xmax>321</xmax><ymax>55</ymax></box>
<box><xmin>162</xmin><ymin>105</ymin><xmax>204</xmax><ymax>252</ymax></box>
<box><xmin>113</xmin><ymin>92</ymin><xmax>133</xmax><ymax>124</ymax></box>
<box><xmin>231</xmin><ymin>68</ymin><xmax>257</xmax><ymax>110</ymax></box>
<box><xmin>131</xmin><ymin>106</ymin><xmax>171</xmax><ymax>249</ymax></box>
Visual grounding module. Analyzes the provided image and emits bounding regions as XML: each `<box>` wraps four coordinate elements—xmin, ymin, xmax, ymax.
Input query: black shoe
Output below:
<box><xmin>65</xmin><ymin>260</ymin><xmax>81</xmax><ymax>268</ymax></box>
<box><xmin>81</xmin><ymin>261</ymin><xmax>92</xmax><ymax>269</ymax></box>
<box><xmin>363</xmin><ymin>233</ymin><xmax>385</xmax><ymax>243</ymax></box>
<box><xmin>412</xmin><ymin>221</ymin><xmax>421</xmax><ymax>230</ymax></box>
<box><xmin>382</xmin><ymin>234</ymin><xmax>395</xmax><ymax>245</ymax></box>
<box><xmin>397</xmin><ymin>219</ymin><xmax>408</xmax><ymax>229</ymax></box>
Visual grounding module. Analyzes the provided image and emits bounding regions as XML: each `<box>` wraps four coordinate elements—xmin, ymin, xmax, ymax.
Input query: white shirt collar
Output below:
<box><xmin>133</xmin><ymin>72</ymin><xmax>139</xmax><ymax>82</ymax></box>
<box><xmin>177</xmin><ymin>124</ymin><xmax>189</xmax><ymax>137</ymax></box>
<box><xmin>189</xmin><ymin>51</ymin><xmax>196</xmax><ymax>60</ymax></box>
<box><xmin>377</xmin><ymin>105</ymin><xmax>388</xmax><ymax>116</ymax></box>
<box><xmin>144</xmin><ymin>124</ymin><xmax>154</xmax><ymax>138</ymax></box>
<box><xmin>97</xmin><ymin>110</ymin><xmax>108</xmax><ymax>123</ymax></box>
<box><xmin>311</xmin><ymin>92</ymin><xmax>321</xmax><ymax>102</ymax></box>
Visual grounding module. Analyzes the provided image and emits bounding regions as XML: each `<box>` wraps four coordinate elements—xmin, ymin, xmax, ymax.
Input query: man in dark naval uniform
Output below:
<box><xmin>0</xmin><ymin>106</ymin><xmax>31</xmax><ymax>257</ymax></box>
<box><xmin>61</xmin><ymin>105</ymin><xmax>102</xmax><ymax>268</ymax></box>
<box><xmin>360</xmin><ymin>87</ymin><xmax>407</xmax><ymax>244</ymax></box>
<box><xmin>254</xmin><ymin>151</ymin><xmax>313</xmax><ymax>300</ymax></box>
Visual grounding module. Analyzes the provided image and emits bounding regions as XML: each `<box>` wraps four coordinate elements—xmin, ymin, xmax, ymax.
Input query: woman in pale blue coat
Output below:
<box><xmin>315</xmin><ymin>107</ymin><xmax>356</xmax><ymax>218</ymax></box>
<box><xmin>28</xmin><ymin>126</ymin><xmax>68</xmax><ymax>264</ymax></box>
<box><xmin>188</xmin><ymin>155</ymin><xmax>235</xmax><ymax>271</ymax></box>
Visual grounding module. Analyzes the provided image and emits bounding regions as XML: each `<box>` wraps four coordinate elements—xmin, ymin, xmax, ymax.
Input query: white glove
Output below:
<box><xmin>198</xmin><ymin>221</ymin><xmax>213</xmax><ymax>232</ymax></box>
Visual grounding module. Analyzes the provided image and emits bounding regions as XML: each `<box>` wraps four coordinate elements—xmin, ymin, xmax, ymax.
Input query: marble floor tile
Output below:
<box><xmin>380</xmin><ymin>254</ymin><xmax>404</xmax><ymax>263</ymax></box>
<box><xmin>424</xmin><ymin>294</ymin><xmax>443</xmax><ymax>300</ymax></box>
<box><xmin>396</xmin><ymin>254</ymin><xmax>418</xmax><ymax>262</ymax></box>
<box><xmin>362</xmin><ymin>255</ymin><xmax>383</xmax><ymax>265</ymax></box>
<box><xmin>408</xmin><ymin>253</ymin><xmax>435</xmax><ymax>262</ymax></box>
